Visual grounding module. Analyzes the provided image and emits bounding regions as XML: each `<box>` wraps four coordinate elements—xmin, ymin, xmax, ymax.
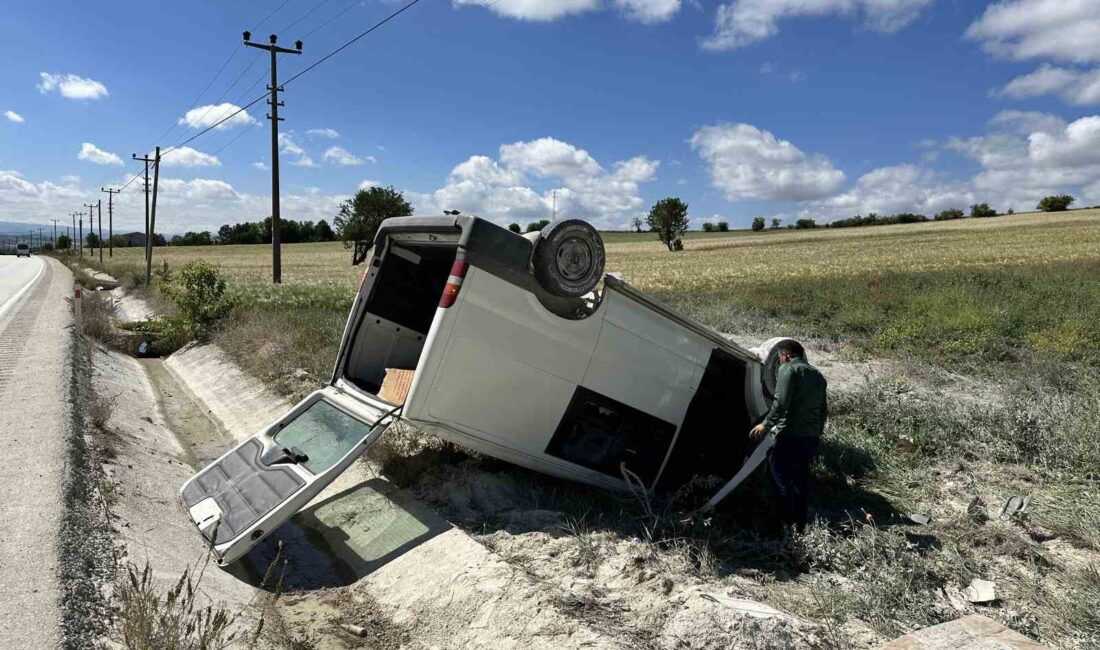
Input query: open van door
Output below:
<box><xmin>703</xmin><ymin>337</ymin><xmax>799</xmax><ymax>509</ymax></box>
<box><xmin>180</xmin><ymin>386</ymin><xmax>396</xmax><ymax>565</ymax></box>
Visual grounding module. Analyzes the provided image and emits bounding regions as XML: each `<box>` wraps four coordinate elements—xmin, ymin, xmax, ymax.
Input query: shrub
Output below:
<box><xmin>751</xmin><ymin>217</ymin><xmax>765</xmax><ymax>232</ymax></box>
<box><xmin>717</xmin><ymin>221</ymin><xmax>729</xmax><ymax>232</ymax></box>
<box><xmin>970</xmin><ymin>203</ymin><xmax>997</xmax><ymax>218</ymax></box>
<box><xmin>934</xmin><ymin>209</ymin><xmax>964</xmax><ymax>221</ymax></box>
<box><xmin>1037</xmin><ymin>195</ymin><xmax>1074</xmax><ymax>212</ymax></box>
<box><xmin>160</xmin><ymin>261</ymin><xmax>234</xmax><ymax>338</ymax></box>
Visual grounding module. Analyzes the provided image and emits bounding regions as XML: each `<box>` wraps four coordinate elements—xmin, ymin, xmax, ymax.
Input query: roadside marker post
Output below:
<box><xmin>74</xmin><ymin>286</ymin><xmax>82</xmax><ymax>337</ymax></box>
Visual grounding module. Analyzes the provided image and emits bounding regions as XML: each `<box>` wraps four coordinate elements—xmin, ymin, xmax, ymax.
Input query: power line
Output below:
<box><xmin>279</xmin><ymin>0</ymin><xmax>335</xmax><ymax>33</ymax></box>
<box><xmin>301</xmin><ymin>0</ymin><xmax>366</xmax><ymax>39</ymax></box>
<box><xmin>145</xmin><ymin>45</ymin><xmax>243</xmax><ymax>151</ymax></box>
<box><xmin>283</xmin><ymin>0</ymin><xmax>424</xmax><ymax>88</ymax></box>
<box><xmin>256</xmin><ymin>0</ymin><xmax>296</xmax><ymax>30</ymax></box>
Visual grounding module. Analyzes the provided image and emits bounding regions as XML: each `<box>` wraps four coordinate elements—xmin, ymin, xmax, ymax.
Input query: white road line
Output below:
<box><xmin>0</xmin><ymin>257</ymin><xmax>45</xmax><ymax>324</ymax></box>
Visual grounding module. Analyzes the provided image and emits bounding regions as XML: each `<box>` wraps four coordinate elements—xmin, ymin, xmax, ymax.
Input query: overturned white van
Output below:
<box><xmin>181</xmin><ymin>215</ymin><xmax>796</xmax><ymax>564</ymax></box>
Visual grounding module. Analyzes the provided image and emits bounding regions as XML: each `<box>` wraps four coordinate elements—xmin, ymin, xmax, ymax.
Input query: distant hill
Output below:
<box><xmin>0</xmin><ymin>220</ymin><xmax>53</xmax><ymax>236</ymax></box>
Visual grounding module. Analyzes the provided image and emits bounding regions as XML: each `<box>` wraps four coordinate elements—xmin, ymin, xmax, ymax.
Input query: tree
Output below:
<box><xmin>508</xmin><ymin>223</ymin><xmax>522</xmax><ymax>234</ymax></box>
<box><xmin>1037</xmin><ymin>195</ymin><xmax>1074</xmax><ymax>212</ymax></box>
<box><xmin>934</xmin><ymin>208</ymin><xmax>964</xmax><ymax>221</ymax></box>
<box><xmin>716</xmin><ymin>221</ymin><xmax>729</xmax><ymax>232</ymax></box>
<box><xmin>751</xmin><ymin>217</ymin><xmax>765</xmax><ymax>232</ymax></box>
<box><xmin>152</xmin><ymin>234</ymin><xmax>167</xmax><ymax>247</ymax></box>
<box><xmin>334</xmin><ymin>185</ymin><xmax>413</xmax><ymax>265</ymax></box>
<box><xmin>56</xmin><ymin>235</ymin><xmax>71</xmax><ymax>250</ymax></box>
<box><xmin>315</xmin><ymin>219</ymin><xmax>335</xmax><ymax>242</ymax></box>
<box><xmin>525</xmin><ymin>219</ymin><xmax>551</xmax><ymax>233</ymax></box>
<box><xmin>646</xmin><ymin>197</ymin><xmax>690</xmax><ymax>251</ymax></box>
<box><xmin>795</xmin><ymin>218</ymin><xmax>817</xmax><ymax>229</ymax></box>
<box><xmin>86</xmin><ymin>232</ymin><xmax>101</xmax><ymax>247</ymax></box>
<box><xmin>630</xmin><ymin>217</ymin><xmax>645</xmax><ymax>233</ymax></box>
<box><xmin>970</xmin><ymin>203</ymin><xmax>997</xmax><ymax>218</ymax></box>
<box><xmin>702</xmin><ymin>222</ymin><xmax>717</xmax><ymax>233</ymax></box>
<box><xmin>770</xmin><ymin>217</ymin><xmax>782</xmax><ymax>230</ymax></box>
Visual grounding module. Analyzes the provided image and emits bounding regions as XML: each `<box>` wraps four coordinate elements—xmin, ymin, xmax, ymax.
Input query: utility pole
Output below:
<box><xmin>96</xmin><ymin>199</ymin><xmax>103</xmax><ymax>263</ymax></box>
<box><xmin>70</xmin><ymin>211</ymin><xmax>79</xmax><ymax>255</ymax></box>
<box><xmin>84</xmin><ymin>203</ymin><xmax>97</xmax><ymax>254</ymax></box>
<box><xmin>244</xmin><ymin>30</ymin><xmax>302</xmax><ymax>284</ymax></box>
<box><xmin>133</xmin><ymin>152</ymin><xmax>154</xmax><ymax>263</ymax></box>
<box><xmin>51</xmin><ymin>219</ymin><xmax>60</xmax><ymax>248</ymax></box>
<box><xmin>101</xmin><ymin>187</ymin><xmax>119</xmax><ymax>258</ymax></box>
<box><xmin>146</xmin><ymin>147</ymin><xmax>161</xmax><ymax>285</ymax></box>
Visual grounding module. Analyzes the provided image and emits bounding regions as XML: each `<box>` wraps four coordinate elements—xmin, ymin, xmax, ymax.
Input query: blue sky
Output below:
<box><xmin>3</xmin><ymin>0</ymin><xmax>1100</xmax><ymax>233</ymax></box>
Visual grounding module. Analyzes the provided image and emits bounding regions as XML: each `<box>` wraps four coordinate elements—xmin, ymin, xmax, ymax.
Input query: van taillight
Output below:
<box><xmin>439</xmin><ymin>260</ymin><xmax>469</xmax><ymax>308</ymax></box>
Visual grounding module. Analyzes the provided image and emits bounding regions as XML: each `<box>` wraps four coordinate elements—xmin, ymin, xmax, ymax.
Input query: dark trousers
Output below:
<box><xmin>769</xmin><ymin>434</ymin><xmax>820</xmax><ymax>531</ymax></box>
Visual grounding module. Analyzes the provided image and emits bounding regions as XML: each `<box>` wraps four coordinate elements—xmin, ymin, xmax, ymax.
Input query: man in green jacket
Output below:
<box><xmin>749</xmin><ymin>339</ymin><xmax>828</xmax><ymax>532</ymax></box>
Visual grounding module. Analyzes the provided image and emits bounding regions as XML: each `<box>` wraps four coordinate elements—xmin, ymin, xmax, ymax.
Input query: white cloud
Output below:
<box><xmin>37</xmin><ymin>73</ymin><xmax>108</xmax><ymax>100</ymax></box>
<box><xmin>615</xmin><ymin>0</ymin><xmax>681</xmax><ymax>23</ymax></box>
<box><xmin>307</xmin><ymin>128</ymin><xmax>341</xmax><ymax>138</ymax></box>
<box><xmin>4</xmin><ymin>110</ymin><xmax>24</xmax><ymax>123</ymax></box>
<box><xmin>988</xmin><ymin>109</ymin><xmax>1067</xmax><ymax>135</ymax></box>
<box><xmin>689</xmin><ymin>122</ymin><xmax>845</xmax><ymax>201</ymax></box>
<box><xmin>252</xmin><ymin>161</ymin><xmax>268</xmax><ymax>170</ymax></box>
<box><xmin>358</xmin><ymin>179</ymin><xmax>382</xmax><ymax>189</ymax></box>
<box><xmin>966</xmin><ymin>0</ymin><xmax>1100</xmax><ymax>63</ymax></box>
<box><xmin>178</xmin><ymin>103</ymin><xmax>258</xmax><ymax>130</ymax></box>
<box><xmin>453</xmin><ymin>0</ymin><xmax>599</xmax><ymax>21</ymax></box>
<box><xmin>945</xmin><ymin>113</ymin><xmax>1100</xmax><ymax>211</ymax></box>
<box><xmin>77</xmin><ymin>142</ymin><xmax>123</xmax><ymax>166</ymax></box>
<box><xmin>702</xmin><ymin>0</ymin><xmax>933</xmax><ymax>50</ymax></box>
<box><xmin>998</xmin><ymin>64</ymin><xmax>1100</xmax><ymax>105</ymax></box>
<box><xmin>413</xmin><ymin>137</ymin><xmax>659</xmax><ymax>228</ymax></box>
<box><xmin>322</xmin><ymin>146</ymin><xmax>367</xmax><ymax>166</ymax></box>
<box><xmin>810</xmin><ymin>165</ymin><xmax>974</xmax><ymax>218</ymax></box>
<box><xmin>278</xmin><ymin>133</ymin><xmax>316</xmax><ymax>167</ymax></box>
<box><xmin>454</xmin><ymin>0</ymin><xmax>679</xmax><ymax>22</ymax></box>
<box><xmin>160</xmin><ymin>146</ymin><xmax>220</xmax><ymax>168</ymax></box>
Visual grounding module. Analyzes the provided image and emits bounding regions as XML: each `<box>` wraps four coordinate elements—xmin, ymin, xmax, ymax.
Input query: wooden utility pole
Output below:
<box><xmin>70</xmin><ymin>211</ymin><xmax>80</xmax><ymax>255</ymax></box>
<box><xmin>101</xmin><ymin>187</ymin><xmax>120</xmax><ymax>258</ymax></box>
<box><xmin>50</xmin><ymin>219</ymin><xmax>60</xmax><ymax>248</ymax></box>
<box><xmin>146</xmin><ymin>147</ymin><xmax>161</xmax><ymax>285</ymax></box>
<box><xmin>244</xmin><ymin>31</ymin><xmax>302</xmax><ymax>284</ymax></box>
<box><xmin>96</xmin><ymin>199</ymin><xmax>103</xmax><ymax>263</ymax></box>
<box><xmin>83</xmin><ymin>202</ymin><xmax>96</xmax><ymax>257</ymax></box>
<box><xmin>133</xmin><ymin>152</ymin><xmax>154</xmax><ymax>268</ymax></box>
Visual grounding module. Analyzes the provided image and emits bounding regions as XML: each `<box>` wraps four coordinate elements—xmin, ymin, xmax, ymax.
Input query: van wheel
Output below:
<box><xmin>533</xmin><ymin>220</ymin><xmax>605</xmax><ymax>298</ymax></box>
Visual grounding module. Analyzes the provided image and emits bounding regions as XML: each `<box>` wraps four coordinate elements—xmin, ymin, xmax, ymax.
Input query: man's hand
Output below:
<box><xmin>749</xmin><ymin>423</ymin><xmax>766</xmax><ymax>440</ymax></box>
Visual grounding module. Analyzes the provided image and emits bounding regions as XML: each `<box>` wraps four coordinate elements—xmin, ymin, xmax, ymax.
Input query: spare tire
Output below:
<box><xmin>754</xmin><ymin>337</ymin><xmax>802</xmax><ymax>401</ymax></box>
<box><xmin>532</xmin><ymin>219</ymin><xmax>605</xmax><ymax>298</ymax></box>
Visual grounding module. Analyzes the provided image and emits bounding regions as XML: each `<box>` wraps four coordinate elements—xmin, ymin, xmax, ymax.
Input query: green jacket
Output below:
<box><xmin>762</xmin><ymin>357</ymin><xmax>828</xmax><ymax>437</ymax></box>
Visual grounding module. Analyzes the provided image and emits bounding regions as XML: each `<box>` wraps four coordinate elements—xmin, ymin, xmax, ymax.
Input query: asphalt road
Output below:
<box><xmin>0</xmin><ymin>256</ymin><xmax>71</xmax><ymax>648</ymax></box>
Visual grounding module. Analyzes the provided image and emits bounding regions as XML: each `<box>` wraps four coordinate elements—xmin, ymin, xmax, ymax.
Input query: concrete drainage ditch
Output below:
<box><xmin>93</xmin><ymin>286</ymin><xmax>634</xmax><ymax>648</ymax></box>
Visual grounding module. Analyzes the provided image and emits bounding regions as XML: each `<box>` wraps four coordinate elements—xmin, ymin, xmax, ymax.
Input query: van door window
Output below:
<box><xmin>272</xmin><ymin>400</ymin><xmax>373</xmax><ymax>474</ymax></box>
<box><xmin>546</xmin><ymin>387</ymin><xmax>676</xmax><ymax>486</ymax></box>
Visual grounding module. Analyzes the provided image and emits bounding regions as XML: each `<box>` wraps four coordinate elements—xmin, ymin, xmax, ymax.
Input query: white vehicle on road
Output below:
<box><xmin>182</xmin><ymin>215</ymin><xmax>797</xmax><ymax>564</ymax></box>
<box><xmin>15</xmin><ymin>243</ymin><xmax>31</xmax><ymax>258</ymax></box>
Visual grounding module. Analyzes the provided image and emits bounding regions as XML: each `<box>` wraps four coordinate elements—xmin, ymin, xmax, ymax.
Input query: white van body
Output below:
<box><xmin>16</xmin><ymin>243</ymin><xmax>30</xmax><ymax>257</ymax></box>
<box><xmin>181</xmin><ymin>215</ymin><xmax>790</xmax><ymax>564</ymax></box>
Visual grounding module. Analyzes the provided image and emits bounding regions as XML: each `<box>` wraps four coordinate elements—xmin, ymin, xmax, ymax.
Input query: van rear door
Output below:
<box><xmin>180</xmin><ymin>386</ymin><xmax>395</xmax><ymax>565</ymax></box>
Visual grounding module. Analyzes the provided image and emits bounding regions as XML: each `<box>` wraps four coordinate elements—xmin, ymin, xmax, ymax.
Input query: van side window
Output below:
<box><xmin>546</xmin><ymin>387</ymin><xmax>676</xmax><ymax>486</ymax></box>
